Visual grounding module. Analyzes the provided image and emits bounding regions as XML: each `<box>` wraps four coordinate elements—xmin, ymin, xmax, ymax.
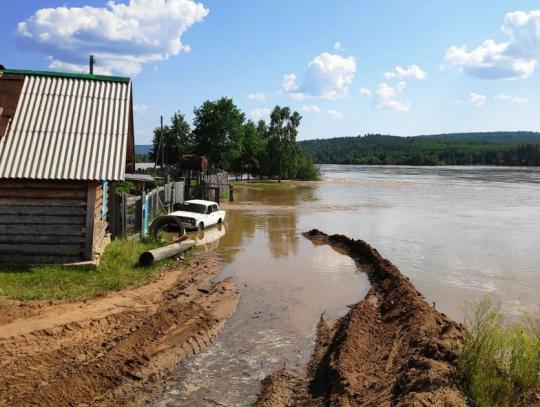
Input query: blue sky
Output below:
<box><xmin>2</xmin><ymin>0</ymin><xmax>540</xmax><ymax>143</ymax></box>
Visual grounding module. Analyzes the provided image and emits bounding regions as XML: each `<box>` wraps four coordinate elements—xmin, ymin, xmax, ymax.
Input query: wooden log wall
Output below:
<box><xmin>0</xmin><ymin>180</ymin><xmax>89</xmax><ymax>264</ymax></box>
<box><xmin>92</xmin><ymin>182</ymin><xmax>108</xmax><ymax>255</ymax></box>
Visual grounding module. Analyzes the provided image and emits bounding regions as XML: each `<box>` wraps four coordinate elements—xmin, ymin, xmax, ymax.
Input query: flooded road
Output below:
<box><xmin>155</xmin><ymin>165</ymin><xmax>540</xmax><ymax>406</ymax></box>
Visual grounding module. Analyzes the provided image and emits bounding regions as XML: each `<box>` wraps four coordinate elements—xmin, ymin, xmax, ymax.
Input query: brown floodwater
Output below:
<box><xmin>154</xmin><ymin>165</ymin><xmax>540</xmax><ymax>407</ymax></box>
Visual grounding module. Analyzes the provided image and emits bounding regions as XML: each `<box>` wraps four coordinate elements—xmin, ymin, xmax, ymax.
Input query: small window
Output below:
<box><xmin>212</xmin><ymin>205</ymin><xmax>219</xmax><ymax>212</ymax></box>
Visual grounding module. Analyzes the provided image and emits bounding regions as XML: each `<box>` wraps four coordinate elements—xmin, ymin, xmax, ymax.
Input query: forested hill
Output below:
<box><xmin>298</xmin><ymin>132</ymin><xmax>540</xmax><ymax>166</ymax></box>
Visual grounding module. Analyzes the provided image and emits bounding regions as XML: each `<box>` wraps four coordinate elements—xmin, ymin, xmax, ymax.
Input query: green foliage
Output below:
<box><xmin>299</xmin><ymin>132</ymin><xmax>540</xmax><ymax>166</ymax></box>
<box><xmin>115</xmin><ymin>181</ymin><xmax>135</xmax><ymax>194</ymax></box>
<box><xmin>192</xmin><ymin>97</ymin><xmax>246</xmax><ymax>171</ymax></box>
<box><xmin>295</xmin><ymin>150</ymin><xmax>321</xmax><ymax>180</ymax></box>
<box><xmin>135</xmin><ymin>153</ymin><xmax>150</xmax><ymax>163</ymax></box>
<box><xmin>458</xmin><ymin>298</ymin><xmax>540</xmax><ymax>406</ymax></box>
<box><xmin>142</xmin><ymin>99</ymin><xmax>319</xmax><ymax>180</ymax></box>
<box><xmin>150</xmin><ymin>112</ymin><xmax>192</xmax><ymax>165</ymax></box>
<box><xmin>0</xmin><ymin>239</ymin><xmax>171</xmax><ymax>301</ymax></box>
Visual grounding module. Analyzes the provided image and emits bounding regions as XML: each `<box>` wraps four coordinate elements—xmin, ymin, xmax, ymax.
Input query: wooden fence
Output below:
<box><xmin>112</xmin><ymin>180</ymin><xmax>185</xmax><ymax>238</ymax></box>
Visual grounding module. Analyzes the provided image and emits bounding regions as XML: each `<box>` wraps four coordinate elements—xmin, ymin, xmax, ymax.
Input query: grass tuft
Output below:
<box><xmin>0</xmin><ymin>239</ymin><xmax>179</xmax><ymax>302</ymax></box>
<box><xmin>458</xmin><ymin>297</ymin><xmax>540</xmax><ymax>407</ymax></box>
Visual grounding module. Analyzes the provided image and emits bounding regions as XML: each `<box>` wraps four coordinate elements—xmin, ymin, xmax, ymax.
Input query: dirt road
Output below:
<box><xmin>0</xmin><ymin>253</ymin><xmax>239</xmax><ymax>406</ymax></box>
<box><xmin>256</xmin><ymin>230</ymin><xmax>469</xmax><ymax>406</ymax></box>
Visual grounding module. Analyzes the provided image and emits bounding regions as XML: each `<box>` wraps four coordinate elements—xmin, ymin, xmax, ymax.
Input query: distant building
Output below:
<box><xmin>0</xmin><ymin>68</ymin><xmax>135</xmax><ymax>264</ymax></box>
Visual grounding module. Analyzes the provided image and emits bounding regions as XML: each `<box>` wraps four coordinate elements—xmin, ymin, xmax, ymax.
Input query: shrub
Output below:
<box><xmin>458</xmin><ymin>298</ymin><xmax>540</xmax><ymax>407</ymax></box>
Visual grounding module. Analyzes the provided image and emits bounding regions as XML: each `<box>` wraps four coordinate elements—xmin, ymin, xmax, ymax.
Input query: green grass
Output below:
<box><xmin>0</xmin><ymin>239</ymin><xmax>180</xmax><ymax>301</ymax></box>
<box><xmin>233</xmin><ymin>180</ymin><xmax>298</xmax><ymax>190</ymax></box>
<box><xmin>458</xmin><ymin>298</ymin><xmax>540</xmax><ymax>407</ymax></box>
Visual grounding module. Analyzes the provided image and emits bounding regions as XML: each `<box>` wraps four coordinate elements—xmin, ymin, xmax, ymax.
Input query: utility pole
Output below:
<box><xmin>89</xmin><ymin>55</ymin><xmax>95</xmax><ymax>74</ymax></box>
<box><xmin>160</xmin><ymin>115</ymin><xmax>165</xmax><ymax>167</ymax></box>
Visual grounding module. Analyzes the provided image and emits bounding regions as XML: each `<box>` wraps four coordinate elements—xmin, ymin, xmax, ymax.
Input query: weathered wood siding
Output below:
<box><xmin>93</xmin><ymin>182</ymin><xmax>108</xmax><ymax>254</ymax></box>
<box><xmin>0</xmin><ymin>180</ymin><xmax>89</xmax><ymax>264</ymax></box>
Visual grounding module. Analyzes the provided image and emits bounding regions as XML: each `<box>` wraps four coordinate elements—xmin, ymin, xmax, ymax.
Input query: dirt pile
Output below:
<box><xmin>256</xmin><ymin>230</ymin><xmax>469</xmax><ymax>406</ymax></box>
<box><xmin>0</xmin><ymin>253</ymin><xmax>239</xmax><ymax>406</ymax></box>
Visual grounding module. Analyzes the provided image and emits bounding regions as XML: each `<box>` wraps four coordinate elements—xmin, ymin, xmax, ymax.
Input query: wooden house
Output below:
<box><xmin>0</xmin><ymin>68</ymin><xmax>135</xmax><ymax>264</ymax></box>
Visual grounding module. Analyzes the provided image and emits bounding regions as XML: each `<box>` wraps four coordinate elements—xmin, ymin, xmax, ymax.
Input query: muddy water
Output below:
<box><xmin>155</xmin><ymin>165</ymin><xmax>540</xmax><ymax>406</ymax></box>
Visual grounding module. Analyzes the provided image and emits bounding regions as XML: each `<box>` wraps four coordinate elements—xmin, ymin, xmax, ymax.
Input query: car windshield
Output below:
<box><xmin>178</xmin><ymin>203</ymin><xmax>206</xmax><ymax>214</ymax></box>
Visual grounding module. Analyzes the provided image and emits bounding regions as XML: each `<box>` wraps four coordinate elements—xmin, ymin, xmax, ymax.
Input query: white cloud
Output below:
<box><xmin>301</xmin><ymin>104</ymin><xmax>322</xmax><ymax>114</ymax></box>
<box><xmin>134</xmin><ymin>103</ymin><xmax>149</xmax><ymax>113</ymax></box>
<box><xmin>359</xmin><ymin>86</ymin><xmax>372</xmax><ymax>97</ymax></box>
<box><xmin>282</xmin><ymin>52</ymin><xmax>356</xmax><ymax>100</ymax></box>
<box><xmin>248</xmin><ymin>93</ymin><xmax>266</xmax><ymax>101</ymax></box>
<box><xmin>15</xmin><ymin>0</ymin><xmax>209</xmax><ymax>76</ymax></box>
<box><xmin>455</xmin><ymin>92</ymin><xmax>487</xmax><ymax>107</ymax></box>
<box><xmin>375</xmin><ymin>82</ymin><xmax>410</xmax><ymax>111</ymax></box>
<box><xmin>282</xmin><ymin>74</ymin><xmax>299</xmax><ymax>92</ymax></box>
<box><xmin>443</xmin><ymin>10</ymin><xmax>540</xmax><ymax>80</ymax></box>
<box><xmin>383</xmin><ymin>64</ymin><xmax>427</xmax><ymax>80</ymax></box>
<box><xmin>250</xmin><ymin>108</ymin><xmax>272</xmax><ymax>120</ymax></box>
<box><xmin>468</xmin><ymin>92</ymin><xmax>486</xmax><ymax>107</ymax></box>
<box><xmin>494</xmin><ymin>93</ymin><xmax>528</xmax><ymax>103</ymax></box>
<box><xmin>334</xmin><ymin>41</ymin><xmax>342</xmax><ymax>51</ymax></box>
<box><xmin>325</xmin><ymin>110</ymin><xmax>343</xmax><ymax>119</ymax></box>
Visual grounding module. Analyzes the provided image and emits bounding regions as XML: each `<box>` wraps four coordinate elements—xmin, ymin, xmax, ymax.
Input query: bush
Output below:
<box><xmin>294</xmin><ymin>151</ymin><xmax>320</xmax><ymax>180</ymax></box>
<box><xmin>458</xmin><ymin>298</ymin><xmax>540</xmax><ymax>407</ymax></box>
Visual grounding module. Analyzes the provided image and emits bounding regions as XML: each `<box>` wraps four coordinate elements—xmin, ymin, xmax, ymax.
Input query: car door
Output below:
<box><xmin>210</xmin><ymin>204</ymin><xmax>219</xmax><ymax>225</ymax></box>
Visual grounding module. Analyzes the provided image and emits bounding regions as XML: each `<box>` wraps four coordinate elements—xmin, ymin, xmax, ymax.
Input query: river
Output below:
<box><xmin>154</xmin><ymin>165</ymin><xmax>540</xmax><ymax>406</ymax></box>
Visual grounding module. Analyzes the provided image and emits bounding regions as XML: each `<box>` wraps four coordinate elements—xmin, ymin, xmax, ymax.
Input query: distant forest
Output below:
<box><xmin>298</xmin><ymin>132</ymin><xmax>540</xmax><ymax>166</ymax></box>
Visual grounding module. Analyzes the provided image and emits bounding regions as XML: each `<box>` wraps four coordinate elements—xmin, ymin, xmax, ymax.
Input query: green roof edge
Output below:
<box><xmin>0</xmin><ymin>68</ymin><xmax>130</xmax><ymax>83</ymax></box>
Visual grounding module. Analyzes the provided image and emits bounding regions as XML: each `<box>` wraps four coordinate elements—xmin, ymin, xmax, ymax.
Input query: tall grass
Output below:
<box><xmin>458</xmin><ymin>298</ymin><xmax>540</xmax><ymax>406</ymax></box>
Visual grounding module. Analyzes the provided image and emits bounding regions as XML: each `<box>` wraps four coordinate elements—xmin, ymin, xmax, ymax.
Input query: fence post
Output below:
<box><xmin>229</xmin><ymin>184</ymin><xmax>234</xmax><ymax>202</ymax></box>
<box><xmin>121</xmin><ymin>192</ymin><xmax>127</xmax><ymax>238</ymax></box>
<box><xmin>141</xmin><ymin>190</ymin><xmax>147</xmax><ymax>238</ymax></box>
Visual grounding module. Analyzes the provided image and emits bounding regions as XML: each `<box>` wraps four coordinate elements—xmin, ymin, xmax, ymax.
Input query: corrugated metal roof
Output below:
<box><xmin>0</xmin><ymin>74</ymin><xmax>131</xmax><ymax>181</ymax></box>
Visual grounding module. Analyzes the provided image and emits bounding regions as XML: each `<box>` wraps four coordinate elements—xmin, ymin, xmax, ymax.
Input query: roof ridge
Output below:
<box><xmin>0</xmin><ymin>68</ymin><xmax>130</xmax><ymax>83</ymax></box>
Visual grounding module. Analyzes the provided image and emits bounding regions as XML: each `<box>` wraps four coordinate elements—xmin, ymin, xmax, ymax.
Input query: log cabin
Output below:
<box><xmin>0</xmin><ymin>68</ymin><xmax>135</xmax><ymax>264</ymax></box>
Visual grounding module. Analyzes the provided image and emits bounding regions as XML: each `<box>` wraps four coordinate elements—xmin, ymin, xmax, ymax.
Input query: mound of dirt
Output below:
<box><xmin>256</xmin><ymin>230</ymin><xmax>469</xmax><ymax>407</ymax></box>
<box><xmin>0</xmin><ymin>253</ymin><xmax>239</xmax><ymax>406</ymax></box>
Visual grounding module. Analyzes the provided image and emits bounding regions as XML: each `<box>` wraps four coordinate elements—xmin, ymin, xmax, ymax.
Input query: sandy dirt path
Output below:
<box><xmin>0</xmin><ymin>253</ymin><xmax>239</xmax><ymax>406</ymax></box>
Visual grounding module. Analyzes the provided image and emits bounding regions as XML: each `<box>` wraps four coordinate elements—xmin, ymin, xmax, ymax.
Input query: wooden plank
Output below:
<box><xmin>0</xmin><ymin>215</ymin><xmax>85</xmax><ymax>225</ymax></box>
<box><xmin>0</xmin><ymin>255</ymin><xmax>81</xmax><ymax>265</ymax></box>
<box><xmin>0</xmin><ymin>235</ymin><xmax>86</xmax><ymax>245</ymax></box>
<box><xmin>0</xmin><ymin>198</ymin><xmax>86</xmax><ymax>207</ymax></box>
<box><xmin>0</xmin><ymin>189</ymin><xmax>87</xmax><ymax>199</ymax></box>
<box><xmin>0</xmin><ymin>181</ymin><xmax>87</xmax><ymax>190</ymax></box>
<box><xmin>84</xmin><ymin>183</ymin><xmax>96</xmax><ymax>259</ymax></box>
<box><xmin>126</xmin><ymin>195</ymin><xmax>141</xmax><ymax>205</ymax></box>
<box><xmin>0</xmin><ymin>244</ymin><xmax>83</xmax><ymax>256</ymax></box>
<box><xmin>0</xmin><ymin>206</ymin><xmax>86</xmax><ymax>216</ymax></box>
<box><xmin>0</xmin><ymin>224</ymin><xmax>84</xmax><ymax>236</ymax></box>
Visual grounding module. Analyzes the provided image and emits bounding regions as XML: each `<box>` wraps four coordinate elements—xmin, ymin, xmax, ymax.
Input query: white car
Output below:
<box><xmin>170</xmin><ymin>199</ymin><xmax>226</xmax><ymax>231</ymax></box>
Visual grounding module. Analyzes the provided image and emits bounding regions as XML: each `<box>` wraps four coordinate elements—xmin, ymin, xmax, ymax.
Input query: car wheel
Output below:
<box><xmin>218</xmin><ymin>218</ymin><xmax>222</xmax><ymax>224</ymax></box>
<box><xmin>198</xmin><ymin>222</ymin><xmax>204</xmax><ymax>231</ymax></box>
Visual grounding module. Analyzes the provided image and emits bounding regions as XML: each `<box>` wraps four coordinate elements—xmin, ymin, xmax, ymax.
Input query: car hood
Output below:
<box><xmin>169</xmin><ymin>210</ymin><xmax>203</xmax><ymax>219</ymax></box>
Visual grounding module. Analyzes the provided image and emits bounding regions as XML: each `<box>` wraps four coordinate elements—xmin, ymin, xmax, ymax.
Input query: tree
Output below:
<box><xmin>192</xmin><ymin>98</ymin><xmax>246</xmax><ymax>171</ymax></box>
<box><xmin>238</xmin><ymin>120</ymin><xmax>266</xmax><ymax>178</ymax></box>
<box><xmin>150</xmin><ymin>112</ymin><xmax>191</xmax><ymax>165</ymax></box>
<box><xmin>268</xmin><ymin>106</ymin><xmax>302</xmax><ymax>181</ymax></box>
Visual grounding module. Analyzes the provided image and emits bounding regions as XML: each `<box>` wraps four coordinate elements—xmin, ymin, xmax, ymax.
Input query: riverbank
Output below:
<box><xmin>0</xmin><ymin>253</ymin><xmax>239</xmax><ymax>406</ymax></box>
<box><xmin>256</xmin><ymin>230</ymin><xmax>468</xmax><ymax>406</ymax></box>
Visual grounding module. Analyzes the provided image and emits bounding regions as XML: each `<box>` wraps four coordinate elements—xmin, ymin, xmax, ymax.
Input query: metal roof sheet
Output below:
<box><xmin>0</xmin><ymin>74</ymin><xmax>131</xmax><ymax>181</ymax></box>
